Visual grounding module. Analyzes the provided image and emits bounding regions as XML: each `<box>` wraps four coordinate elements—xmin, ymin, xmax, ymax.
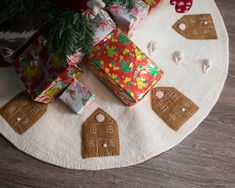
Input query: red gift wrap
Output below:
<box><xmin>86</xmin><ymin>29</ymin><xmax>163</xmax><ymax>106</ymax></box>
<box><xmin>13</xmin><ymin>38</ymin><xmax>83</xmax><ymax>104</ymax></box>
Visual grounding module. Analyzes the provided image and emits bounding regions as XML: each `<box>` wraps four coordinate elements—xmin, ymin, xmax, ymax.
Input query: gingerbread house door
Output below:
<box><xmin>97</xmin><ymin>138</ymin><xmax>109</xmax><ymax>157</ymax></box>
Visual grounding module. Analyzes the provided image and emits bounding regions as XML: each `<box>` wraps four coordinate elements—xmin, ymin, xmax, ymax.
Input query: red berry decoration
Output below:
<box><xmin>170</xmin><ymin>0</ymin><xmax>193</xmax><ymax>13</ymax></box>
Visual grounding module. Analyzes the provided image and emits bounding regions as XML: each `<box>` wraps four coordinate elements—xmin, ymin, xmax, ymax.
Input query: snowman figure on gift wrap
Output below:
<box><xmin>60</xmin><ymin>0</ymin><xmax>105</xmax><ymax>19</ymax></box>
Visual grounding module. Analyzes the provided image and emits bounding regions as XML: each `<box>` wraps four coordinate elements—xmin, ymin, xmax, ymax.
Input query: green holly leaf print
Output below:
<box><xmin>122</xmin><ymin>61</ymin><xmax>133</xmax><ymax>73</ymax></box>
<box><xmin>111</xmin><ymin>61</ymin><xmax>116</xmax><ymax>66</ymax></box>
<box><xmin>141</xmin><ymin>1</ymin><xmax>149</xmax><ymax>10</ymax></box>
<box><xmin>120</xmin><ymin>33</ymin><xmax>131</xmax><ymax>45</ymax></box>
<box><xmin>106</xmin><ymin>46</ymin><xmax>118</xmax><ymax>57</ymax></box>
<box><xmin>130</xmin><ymin>15</ymin><xmax>137</xmax><ymax>21</ymax></box>
<box><xmin>98</xmin><ymin>50</ymin><xmax>102</xmax><ymax>55</ymax></box>
<box><xmin>82</xmin><ymin>98</ymin><xmax>89</xmax><ymax>106</ymax></box>
<box><xmin>149</xmin><ymin>65</ymin><xmax>159</xmax><ymax>76</ymax></box>
<box><xmin>138</xmin><ymin>65</ymin><xmax>144</xmax><ymax>69</ymax></box>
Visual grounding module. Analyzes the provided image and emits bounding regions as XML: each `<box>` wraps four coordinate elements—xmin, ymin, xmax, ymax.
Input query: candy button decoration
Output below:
<box><xmin>96</xmin><ymin>113</ymin><xmax>105</xmax><ymax>122</ymax></box>
<box><xmin>170</xmin><ymin>0</ymin><xmax>193</xmax><ymax>13</ymax></box>
<box><xmin>179</xmin><ymin>23</ymin><xmax>187</xmax><ymax>31</ymax></box>
<box><xmin>17</xmin><ymin>117</ymin><xmax>22</xmax><ymax>122</ymax></box>
<box><xmin>156</xmin><ymin>90</ymin><xmax>164</xmax><ymax>99</ymax></box>
<box><xmin>181</xmin><ymin>107</ymin><xmax>186</xmax><ymax>112</ymax></box>
<box><xmin>103</xmin><ymin>143</ymin><xmax>108</xmax><ymax>148</ymax></box>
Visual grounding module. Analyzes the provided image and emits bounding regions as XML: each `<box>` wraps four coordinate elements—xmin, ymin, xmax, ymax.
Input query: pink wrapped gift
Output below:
<box><xmin>92</xmin><ymin>10</ymin><xmax>117</xmax><ymax>46</ymax></box>
<box><xmin>13</xmin><ymin>38</ymin><xmax>83</xmax><ymax>104</ymax></box>
<box><xmin>108</xmin><ymin>0</ymin><xmax>149</xmax><ymax>36</ymax></box>
<box><xmin>59</xmin><ymin>80</ymin><xmax>95</xmax><ymax>114</ymax></box>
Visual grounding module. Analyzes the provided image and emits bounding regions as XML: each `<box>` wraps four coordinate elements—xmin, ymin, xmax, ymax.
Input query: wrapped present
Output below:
<box><xmin>60</xmin><ymin>80</ymin><xmax>96</xmax><ymax>114</ymax></box>
<box><xmin>68</xmin><ymin>10</ymin><xmax>116</xmax><ymax>66</ymax></box>
<box><xmin>13</xmin><ymin>38</ymin><xmax>83</xmax><ymax>104</ymax></box>
<box><xmin>108</xmin><ymin>0</ymin><xmax>149</xmax><ymax>36</ymax></box>
<box><xmin>86</xmin><ymin>29</ymin><xmax>163</xmax><ymax>106</ymax></box>
<box><xmin>92</xmin><ymin>10</ymin><xmax>117</xmax><ymax>46</ymax></box>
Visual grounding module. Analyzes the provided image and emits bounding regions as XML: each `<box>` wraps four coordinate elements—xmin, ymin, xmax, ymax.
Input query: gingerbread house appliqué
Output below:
<box><xmin>0</xmin><ymin>91</ymin><xmax>47</xmax><ymax>134</ymax></box>
<box><xmin>151</xmin><ymin>87</ymin><xmax>199</xmax><ymax>130</ymax></box>
<box><xmin>82</xmin><ymin>108</ymin><xmax>120</xmax><ymax>159</ymax></box>
<box><xmin>173</xmin><ymin>14</ymin><xmax>218</xmax><ymax>40</ymax></box>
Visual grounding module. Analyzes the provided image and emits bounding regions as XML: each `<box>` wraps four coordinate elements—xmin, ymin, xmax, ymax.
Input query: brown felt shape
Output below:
<box><xmin>0</xmin><ymin>91</ymin><xmax>47</xmax><ymax>134</ymax></box>
<box><xmin>82</xmin><ymin>108</ymin><xmax>120</xmax><ymax>159</ymax></box>
<box><xmin>151</xmin><ymin>87</ymin><xmax>199</xmax><ymax>131</ymax></box>
<box><xmin>172</xmin><ymin>14</ymin><xmax>218</xmax><ymax>40</ymax></box>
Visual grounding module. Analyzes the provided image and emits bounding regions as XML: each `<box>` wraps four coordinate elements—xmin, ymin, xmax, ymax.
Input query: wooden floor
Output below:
<box><xmin>0</xmin><ymin>0</ymin><xmax>234</xmax><ymax>187</ymax></box>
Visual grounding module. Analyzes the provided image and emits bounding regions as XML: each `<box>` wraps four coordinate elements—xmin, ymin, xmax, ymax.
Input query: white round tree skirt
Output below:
<box><xmin>0</xmin><ymin>0</ymin><xmax>229</xmax><ymax>170</ymax></box>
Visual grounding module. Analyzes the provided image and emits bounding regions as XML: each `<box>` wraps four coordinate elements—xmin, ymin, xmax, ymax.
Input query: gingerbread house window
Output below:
<box><xmin>89</xmin><ymin>140</ymin><xmax>95</xmax><ymax>147</ymax></box>
<box><xmin>191</xmin><ymin>29</ymin><xmax>198</xmax><ymax>35</ymax></box>
<box><xmin>89</xmin><ymin>126</ymin><xmax>97</xmax><ymax>134</ymax></box>
<box><xmin>109</xmin><ymin>139</ymin><xmax>115</xmax><ymax>147</ymax></box>
<box><xmin>169</xmin><ymin>113</ymin><xmax>179</xmax><ymax>121</ymax></box>
<box><xmin>158</xmin><ymin>102</ymin><xmax>168</xmax><ymax>112</ymax></box>
<box><xmin>107</xmin><ymin>125</ymin><xmax>114</xmax><ymax>133</ymax></box>
<box><xmin>21</xmin><ymin>118</ymin><xmax>29</xmax><ymax>126</ymax></box>
<box><xmin>31</xmin><ymin>106</ymin><xmax>40</xmax><ymax>115</ymax></box>
<box><xmin>203</xmin><ymin>28</ymin><xmax>210</xmax><ymax>34</ymax></box>
<box><xmin>19</xmin><ymin>97</ymin><xmax>28</xmax><ymax>105</ymax></box>
<box><xmin>8</xmin><ymin>106</ymin><xmax>17</xmax><ymax>113</ymax></box>
<box><xmin>170</xmin><ymin>92</ymin><xmax>179</xmax><ymax>101</ymax></box>
<box><xmin>189</xmin><ymin>18</ymin><xmax>196</xmax><ymax>24</ymax></box>
<box><xmin>199</xmin><ymin>16</ymin><xmax>207</xmax><ymax>22</ymax></box>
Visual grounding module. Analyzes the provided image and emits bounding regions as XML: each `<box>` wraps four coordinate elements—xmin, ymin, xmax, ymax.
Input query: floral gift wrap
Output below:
<box><xmin>86</xmin><ymin>29</ymin><xmax>163</xmax><ymax>106</ymax></box>
<box><xmin>108</xmin><ymin>0</ymin><xmax>149</xmax><ymax>36</ymax></box>
<box><xmin>13</xmin><ymin>38</ymin><xmax>83</xmax><ymax>104</ymax></box>
<box><xmin>92</xmin><ymin>10</ymin><xmax>117</xmax><ymax>46</ymax></box>
<box><xmin>60</xmin><ymin>80</ymin><xmax>96</xmax><ymax>114</ymax></box>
